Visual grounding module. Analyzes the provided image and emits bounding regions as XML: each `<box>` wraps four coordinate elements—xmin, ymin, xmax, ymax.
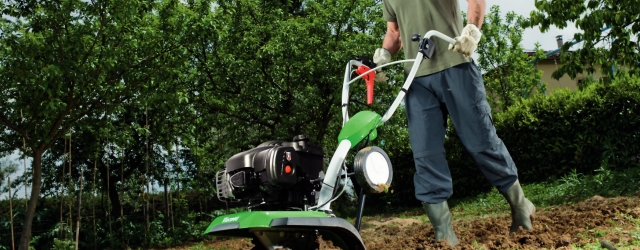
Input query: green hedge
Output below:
<box><xmin>494</xmin><ymin>74</ymin><xmax>640</xmax><ymax>182</ymax></box>
<box><xmin>446</xmin><ymin>73</ymin><xmax>640</xmax><ymax>197</ymax></box>
<box><xmin>363</xmin><ymin>73</ymin><xmax>640</xmax><ymax>210</ymax></box>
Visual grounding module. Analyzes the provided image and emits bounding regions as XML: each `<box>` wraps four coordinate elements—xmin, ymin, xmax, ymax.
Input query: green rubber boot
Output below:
<box><xmin>423</xmin><ymin>201</ymin><xmax>459</xmax><ymax>247</ymax></box>
<box><xmin>501</xmin><ymin>179</ymin><xmax>536</xmax><ymax>234</ymax></box>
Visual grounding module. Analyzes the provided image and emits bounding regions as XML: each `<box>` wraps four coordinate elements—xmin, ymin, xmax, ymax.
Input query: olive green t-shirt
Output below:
<box><xmin>383</xmin><ymin>0</ymin><xmax>472</xmax><ymax>77</ymax></box>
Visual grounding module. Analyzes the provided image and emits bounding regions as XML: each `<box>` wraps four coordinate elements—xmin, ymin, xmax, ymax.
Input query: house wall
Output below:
<box><xmin>535</xmin><ymin>60</ymin><xmax>604</xmax><ymax>94</ymax></box>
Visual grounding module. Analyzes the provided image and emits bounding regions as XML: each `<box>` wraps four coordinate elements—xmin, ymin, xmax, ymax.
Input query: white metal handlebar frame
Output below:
<box><xmin>341</xmin><ymin>30</ymin><xmax>456</xmax><ymax>126</ymax></box>
<box><xmin>312</xmin><ymin>31</ymin><xmax>456</xmax><ymax>212</ymax></box>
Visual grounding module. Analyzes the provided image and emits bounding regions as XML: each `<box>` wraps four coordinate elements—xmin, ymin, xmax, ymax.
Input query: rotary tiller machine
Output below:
<box><xmin>204</xmin><ymin>30</ymin><xmax>457</xmax><ymax>250</ymax></box>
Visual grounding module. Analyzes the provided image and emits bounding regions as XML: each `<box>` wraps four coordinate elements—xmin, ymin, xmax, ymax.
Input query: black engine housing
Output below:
<box><xmin>216</xmin><ymin>135</ymin><xmax>325</xmax><ymax>210</ymax></box>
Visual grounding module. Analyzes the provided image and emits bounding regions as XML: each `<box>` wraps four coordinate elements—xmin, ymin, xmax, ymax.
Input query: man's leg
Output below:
<box><xmin>405</xmin><ymin>75</ymin><xmax>458</xmax><ymax>246</ymax></box>
<box><xmin>437</xmin><ymin>62</ymin><xmax>535</xmax><ymax>234</ymax></box>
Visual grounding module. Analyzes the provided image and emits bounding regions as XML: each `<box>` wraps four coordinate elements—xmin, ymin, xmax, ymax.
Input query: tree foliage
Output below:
<box><xmin>0</xmin><ymin>159</ymin><xmax>18</xmax><ymax>193</ymax></box>
<box><xmin>6</xmin><ymin>0</ymin><xmax>626</xmax><ymax>249</ymax></box>
<box><xmin>0</xmin><ymin>0</ymin><xmax>400</xmax><ymax>248</ymax></box>
<box><xmin>474</xmin><ymin>5</ymin><xmax>546</xmax><ymax>111</ymax></box>
<box><xmin>526</xmin><ymin>0</ymin><xmax>640</xmax><ymax>80</ymax></box>
<box><xmin>0</xmin><ymin>0</ymin><xmax>190</xmax><ymax>248</ymax></box>
<box><xmin>182</xmin><ymin>0</ymin><xmax>395</xmax><ymax>170</ymax></box>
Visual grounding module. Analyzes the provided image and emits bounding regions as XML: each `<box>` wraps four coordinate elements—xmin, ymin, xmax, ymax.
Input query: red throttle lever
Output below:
<box><xmin>355</xmin><ymin>65</ymin><xmax>376</xmax><ymax>105</ymax></box>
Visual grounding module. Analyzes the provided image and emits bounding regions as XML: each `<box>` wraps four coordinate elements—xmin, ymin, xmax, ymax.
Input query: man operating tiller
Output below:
<box><xmin>372</xmin><ymin>0</ymin><xmax>536</xmax><ymax>246</ymax></box>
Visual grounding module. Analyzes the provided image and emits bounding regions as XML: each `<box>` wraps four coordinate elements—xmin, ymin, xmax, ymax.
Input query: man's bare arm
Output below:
<box><xmin>467</xmin><ymin>0</ymin><xmax>486</xmax><ymax>28</ymax></box>
<box><xmin>382</xmin><ymin>21</ymin><xmax>402</xmax><ymax>56</ymax></box>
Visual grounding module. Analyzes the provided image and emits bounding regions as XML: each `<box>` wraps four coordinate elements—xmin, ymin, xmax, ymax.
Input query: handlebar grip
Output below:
<box><xmin>411</xmin><ymin>31</ymin><xmax>456</xmax><ymax>45</ymax></box>
<box><xmin>355</xmin><ymin>65</ymin><xmax>375</xmax><ymax>105</ymax></box>
<box><xmin>366</xmin><ymin>80</ymin><xmax>374</xmax><ymax>105</ymax></box>
<box><xmin>426</xmin><ymin>30</ymin><xmax>457</xmax><ymax>45</ymax></box>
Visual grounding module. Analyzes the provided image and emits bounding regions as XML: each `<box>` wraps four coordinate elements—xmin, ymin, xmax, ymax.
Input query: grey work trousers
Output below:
<box><xmin>405</xmin><ymin>62</ymin><xmax>518</xmax><ymax>204</ymax></box>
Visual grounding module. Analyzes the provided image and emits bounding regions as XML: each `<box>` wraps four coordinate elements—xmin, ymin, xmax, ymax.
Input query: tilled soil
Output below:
<box><xmin>178</xmin><ymin>195</ymin><xmax>640</xmax><ymax>250</ymax></box>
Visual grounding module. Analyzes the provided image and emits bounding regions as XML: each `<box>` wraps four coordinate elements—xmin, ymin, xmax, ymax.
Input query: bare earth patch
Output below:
<box><xmin>362</xmin><ymin>217</ymin><xmax>423</xmax><ymax>229</ymax></box>
<box><xmin>167</xmin><ymin>195</ymin><xmax>640</xmax><ymax>249</ymax></box>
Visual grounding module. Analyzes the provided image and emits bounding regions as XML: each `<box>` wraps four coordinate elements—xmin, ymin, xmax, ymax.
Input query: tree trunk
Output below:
<box><xmin>164</xmin><ymin>180</ymin><xmax>169</xmax><ymax>227</ymax></box>
<box><xmin>170</xmin><ymin>186</ymin><xmax>174</xmax><ymax>231</ymax></box>
<box><xmin>98</xmin><ymin>159</ymin><xmax>122</xmax><ymax>220</ymax></box>
<box><xmin>67</xmin><ymin>131</ymin><xmax>73</xmax><ymax>241</ymax></box>
<box><xmin>119</xmin><ymin>151</ymin><xmax>124</xmax><ymax>246</ymax></box>
<box><xmin>152</xmin><ymin>184</ymin><xmax>156</xmax><ymax>221</ymax></box>
<box><xmin>145</xmin><ymin>106</ymin><xmax>150</xmax><ymax>238</ymax></box>
<box><xmin>107</xmin><ymin>176</ymin><xmax>121</xmax><ymax>222</ymax></box>
<box><xmin>9</xmin><ymin>177</ymin><xmax>15</xmax><ymax>250</ymax></box>
<box><xmin>18</xmin><ymin>149</ymin><xmax>43</xmax><ymax>250</ymax></box>
<box><xmin>21</xmin><ymin>110</ymin><xmax>28</xmax><ymax>211</ymax></box>
<box><xmin>60</xmin><ymin>139</ymin><xmax>67</xmax><ymax>239</ymax></box>
<box><xmin>93</xmin><ymin>158</ymin><xmax>97</xmax><ymax>250</ymax></box>
<box><xmin>74</xmin><ymin>168</ymin><xmax>83</xmax><ymax>250</ymax></box>
<box><xmin>142</xmin><ymin>174</ymin><xmax>148</xmax><ymax>242</ymax></box>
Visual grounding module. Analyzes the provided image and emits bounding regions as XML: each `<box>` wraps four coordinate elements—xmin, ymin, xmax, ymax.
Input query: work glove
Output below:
<box><xmin>373</xmin><ymin>48</ymin><xmax>391</xmax><ymax>82</ymax></box>
<box><xmin>448</xmin><ymin>24</ymin><xmax>482</xmax><ymax>57</ymax></box>
<box><xmin>374</xmin><ymin>71</ymin><xmax>389</xmax><ymax>82</ymax></box>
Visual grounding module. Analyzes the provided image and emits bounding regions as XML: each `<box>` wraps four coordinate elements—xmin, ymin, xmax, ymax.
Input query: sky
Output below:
<box><xmin>0</xmin><ymin>0</ymin><xmax>582</xmax><ymax>199</ymax></box>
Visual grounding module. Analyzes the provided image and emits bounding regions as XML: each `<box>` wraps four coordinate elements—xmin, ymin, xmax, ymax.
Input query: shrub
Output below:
<box><xmin>494</xmin><ymin>73</ymin><xmax>640</xmax><ymax>183</ymax></box>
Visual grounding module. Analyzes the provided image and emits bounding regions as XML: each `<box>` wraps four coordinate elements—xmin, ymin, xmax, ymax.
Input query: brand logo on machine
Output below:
<box><xmin>222</xmin><ymin>216</ymin><xmax>239</xmax><ymax>223</ymax></box>
<box><xmin>285</xmin><ymin>152</ymin><xmax>292</xmax><ymax>161</ymax></box>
